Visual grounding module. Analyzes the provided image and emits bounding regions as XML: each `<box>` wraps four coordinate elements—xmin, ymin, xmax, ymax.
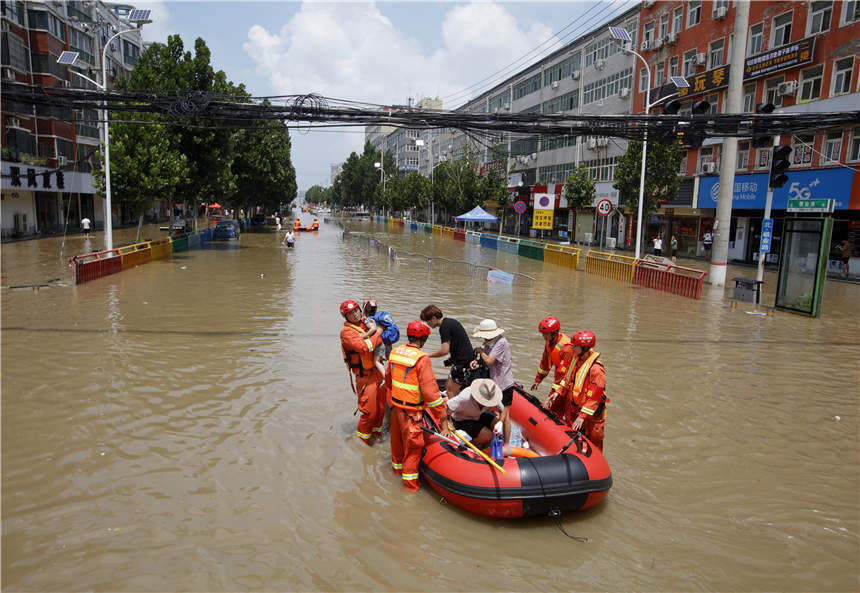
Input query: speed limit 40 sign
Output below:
<box><xmin>596</xmin><ymin>199</ymin><xmax>613</xmax><ymax>216</ymax></box>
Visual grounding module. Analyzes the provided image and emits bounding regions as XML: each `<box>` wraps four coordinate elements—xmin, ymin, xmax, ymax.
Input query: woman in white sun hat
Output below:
<box><xmin>471</xmin><ymin>319</ymin><xmax>515</xmax><ymax>410</ymax></box>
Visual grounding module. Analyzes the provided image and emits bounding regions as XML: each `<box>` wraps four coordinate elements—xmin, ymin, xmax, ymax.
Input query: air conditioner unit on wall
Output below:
<box><xmin>641</xmin><ymin>40</ymin><xmax>650</xmax><ymax>51</ymax></box>
<box><xmin>713</xmin><ymin>7</ymin><xmax>728</xmax><ymax>20</ymax></box>
<box><xmin>1</xmin><ymin>21</ymin><xmax>10</xmax><ymax>32</ymax></box>
<box><xmin>597</xmin><ymin>137</ymin><xmax>609</xmax><ymax>147</ymax></box>
<box><xmin>595</xmin><ymin>58</ymin><xmax>605</xmax><ymax>70</ymax></box>
<box><xmin>7</xmin><ymin>117</ymin><xmax>21</xmax><ymax>128</ymax></box>
<box><xmin>587</xmin><ymin>138</ymin><xmax>598</xmax><ymax>149</ymax></box>
<box><xmin>695</xmin><ymin>53</ymin><xmax>707</xmax><ymax>66</ymax></box>
<box><xmin>2</xmin><ymin>67</ymin><xmax>15</xmax><ymax>80</ymax></box>
<box><xmin>619</xmin><ymin>87</ymin><xmax>630</xmax><ymax>99</ymax></box>
<box><xmin>551</xmin><ymin>80</ymin><xmax>560</xmax><ymax>90</ymax></box>
<box><xmin>701</xmin><ymin>162</ymin><xmax>717</xmax><ymax>173</ymax></box>
<box><xmin>778</xmin><ymin>80</ymin><xmax>798</xmax><ymax>96</ymax></box>
<box><xmin>571</xmin><ymin>70</ymin><xmax>581</xmax><ymax>80</ymax></box>
<box><xmin>652</xmin><ymin>38</ymin><xmax>663</xmax><ymax>49</ymax></box>
<box><xmin>58</xmin><ymin>156</ymin><xmax>69</xmax><ymax>165</ymax></box>
<box><xmin>664</xmin><ymin>32</ymin><xmax>677</xmax><ymax>45</ymax></box>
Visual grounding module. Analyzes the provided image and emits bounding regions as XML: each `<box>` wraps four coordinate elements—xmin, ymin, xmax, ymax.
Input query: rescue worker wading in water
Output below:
<box><xmin>530</xmin><ymin>316</ymin><xmax>575</xmax><ymax>403</ymax></box>
<box><xmin>340</xmin><ymin>300</ymin><xmax>387</xmax><ymax>445</ymax></box>
<box><xmin>544</xmin><ymin>330</ymin><xmax>608</xmax><ymax>451</ymax></box>
<box><xmin>385</xmin><ymin>320</ymin><xmax>450</xmax><ymax>492</ymax></box>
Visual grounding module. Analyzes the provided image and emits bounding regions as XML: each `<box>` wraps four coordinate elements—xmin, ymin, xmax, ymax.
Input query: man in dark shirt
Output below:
<box><xmin>420</xmin><ymin>304</ymin><xmax>475</xmax><ymax>394</ymax></box>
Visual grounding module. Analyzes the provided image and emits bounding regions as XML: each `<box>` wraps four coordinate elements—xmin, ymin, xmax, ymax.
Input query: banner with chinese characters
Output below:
<box><xmin>531</xmin><ymin>192</ymin><xmax>554</xmax><ymax>230</ymax></box>
<box><xmin>697</xmin><ymin>169</ymin><xmax>855</xmax><ymax>210</ymax></box>
<box><xmin>652</xmin><ymin>37</ymin><xmax>816</xmax><ymax>101</ymax></box>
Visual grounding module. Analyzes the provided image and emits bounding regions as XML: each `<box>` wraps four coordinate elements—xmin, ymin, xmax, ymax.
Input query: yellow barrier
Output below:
<box><xmin>148</xmin><ymin>238</ymin><xmax>173</xmax><ymax>260</ymax></box>
<box><xmin>585</xmin><ymin>250</ymin><xmax>637</xmax><ymax>282</ymax></box>
<box><xmin>117</xmin><ymin>241</ymin><xmax>152</xmax><ymax>270</ymax></box>
<box><xmin>544</xmin><ymin>244</ymin><xmax>582</xmax><ymax>270</ymax></box>
<box><xmin>432</xmin><ymin>225</ymin><xmax>443</xmax><ymax>237</ymax></box>
<box><xmin>441</xmin><ymin>226</ymin><xmax>455</xmax><ymax>238</ymax></box>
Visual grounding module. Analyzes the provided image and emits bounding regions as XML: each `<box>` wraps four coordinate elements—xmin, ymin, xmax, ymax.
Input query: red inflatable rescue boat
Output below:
<box><xmin>420</xmin><ymin>386</ymin><xmax>611</xmax><ymax>518</ymax></box>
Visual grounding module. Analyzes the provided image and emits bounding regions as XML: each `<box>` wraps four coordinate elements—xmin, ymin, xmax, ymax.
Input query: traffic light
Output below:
<box><xmin>770</xmin><ymin>145</ymin><xmax>792</xmax><ymax>189</ymax></box>
<box><xmin>752</xmin><ymin>103</ymin><xmax>776</xmax><ymax>148</ymax></box>
<box><xmin>691</xmin><ymin>100</ymin><xmax>710</xmax><ymax>115</ymax></box>
<box><xmin>663</xmin><ymin>99</ymin><xmax>682</xmax><ymax>115</ymax></box>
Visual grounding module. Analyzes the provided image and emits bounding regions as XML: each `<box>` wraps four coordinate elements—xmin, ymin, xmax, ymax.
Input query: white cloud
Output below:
<box><xmin>136</xmin><ymin>1</ymin><xmax>173</xmax><ymax>45</ymax></box>
<box><xmin>242</xmin><ymin>0</ymin><xmax>561</xmax><ymax>190</ymax></box>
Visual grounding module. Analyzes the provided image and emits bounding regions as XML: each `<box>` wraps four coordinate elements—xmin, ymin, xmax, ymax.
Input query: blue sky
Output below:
<box><xmin>138</xmin><ymin>1</ymin><xmax>636</xmax><ymax>191</ymax></box>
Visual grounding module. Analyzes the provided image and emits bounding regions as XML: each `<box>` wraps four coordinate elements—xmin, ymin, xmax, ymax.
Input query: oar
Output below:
<box><xmin>420</xmin><ymin>425</ymin><xmax>463</xmax><ymax>448</ymax></box>
<box><xmin>445</xmin><ymin>424</ymin><xmax>507</xmax><ymax>475</ymax></box>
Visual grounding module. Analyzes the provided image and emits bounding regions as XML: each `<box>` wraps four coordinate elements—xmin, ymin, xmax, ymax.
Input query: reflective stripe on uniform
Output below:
<box><xmin>425</xmin><ymin>396</ymin><xmax>443</xmax><ymax>408</ymax></box>
<box><xmin>391</xmin><ymin>379</ymin><xmax>420</xmax><ymax>392</ymax></box>
<box><xmin>402</xmin><ymin>473</ymin><xmax>419</xmax><ymax>481</ymax></box>
<box><xmin>581</xmin><ymin>406</ymin><xmax>596</xmax><ymax>416</ymax></box>
<box><xmin>372</xmin><ymin>426</ymin><xmax>383</xmax><ymax>432</ymax></box>
<box><xmin>538</xmin><ymin>368</ymin><xmax>549</xmax><ymax>376</ymax></box>
<box><xmin>551</xmin><ymin>383</ymin><xmax>562</xmax><ymax>391</ymax></box>
<box><xmin>391</xmin><ymin>462</ymin><xmax>403</xmax><ymax>470</ymax></box>
<box><xmin>355</xmin><ymin>430</ymin><xmax>372</xmax><ymax>440</ymax></box>
<box><xmin>364</xmin><ymin>338</ymin><xmax>374</xmax><ymax>351</ymax></box>
<box><xmin>389</xmin><ymin>352</ymin><xmax>419</xmax><ymax>366</ymax></box>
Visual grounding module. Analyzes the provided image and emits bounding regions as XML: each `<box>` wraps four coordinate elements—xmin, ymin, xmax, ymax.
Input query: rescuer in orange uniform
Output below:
<box><xmin>385</xmin><ymin>320</ymin><xmax>449</xmax><ymax>492</ymax></box>
<box><xmin>530</xmin><ymin>316</ymin><xmax>575</xmax><ymax>402</ymax></box>
<box><xmin>545</xmin><ymin>330</ymin><xmax>608</xmax><ymax>451</ymax></box>
<box><xmin>340</xmin><ymin>299</ymin><xmax>387</xmax><ymax>445</ymax></box>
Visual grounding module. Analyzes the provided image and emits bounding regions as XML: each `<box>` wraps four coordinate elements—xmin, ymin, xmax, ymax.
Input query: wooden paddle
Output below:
<box><xmin>446</xmin><ymin>423</ymin><xmax>507</xmax><ymax>474</ymax></box>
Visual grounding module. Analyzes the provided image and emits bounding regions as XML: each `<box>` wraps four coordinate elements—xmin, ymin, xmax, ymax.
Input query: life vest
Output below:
<box><xmin>567</xmin><ymin>350</ymin><xmax>607</xmax><ymax>417</ymax></box>
<box><xmin>388</xmin><ymin>344</ymin><xmax>441</xmax><ymax>411</ymax></box>
<box><xmin>341</xmin><ymin>322</ymin><xmax>375</xmax><ymax>377</ymax></box>
<box><xmin>539</xmin><ymin>333</ymin><xmax>570</xmax><ymax>376</ymax></box>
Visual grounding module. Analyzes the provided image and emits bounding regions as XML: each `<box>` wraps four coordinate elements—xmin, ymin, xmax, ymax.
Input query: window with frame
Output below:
<box><xmin>655</xmin><ymin>62</ymin><xmax>665</xmax><ymax>87</ymax></box>
<box><xmin>831</xmin><ymin>57</ymin><xmax>853</xmax><ymax>95</ymax></box>
<box><xmin>772</xmin><ymin>12</ymin><xmax>792</xmax><ymax>47</ymax></box>
<box><xmin>743</xmin><ymin>84</ymin><xmax>756</xmax><ymax>112</ymax></box>
<box><xmin>698</xmin><ymin>146</ymin><xmax>714</xmax><ymax>171</ymax></box>
<box><xmin>821</xmin><ymin>132</ymin><xmax>842</xmax><ymax>163</ymax></box>
<box><xmin>705</xmin><ymin>93</ymin><xmax>719</xmax><ymax>115</ymax></box>
<box><xmin>790</xmin><ymin>134</ymin><xmax>814</xmax><ymax>166</ymax></box>
<box><xmin>799</xmin><ymin>65</ymin><xmax>823</xmax><ymax>101</ymax></box>
<box><xmin>673</xmin><ymin>6</ymin><xmax>684</xmax><ymax>32</ymax></box>
<box><xmin>841</xmin><ymin>0</ymin><xmax>858</xmax><ymax>25</ymax></box>
<box><xmin>639</xmin><ymin>67</ymin><xmax>649</xmax><ymax>92</ymax></box>
<box><xmin>708</xmin><ymin>39</ymin><xmax>724</xmax><ymax>69</ymax></box>
<box><xmin>683</xmin><ymin>50</ymin><xmax>698</xmax><ymax>76</ymax></box>
<box><xmin>669</xmin><ymin>56</ymin><xmax>678</xmax><ymax>77</ymax></box>
<box><xmin>659</xmin><ymin>14</ymin><xmax>669</xmax><ymax>39</ymax></box>
<box><xmin>849</xmin><ymin>127</ymin><xmax>860</xmax><ymax>161</ymax></box>
<box><xmin>808</xmin><ymin>1</ymin><xmax>833</xmax><ymax>35</ymax></box>
<box><xmin>513</xmin><ymin>73</ymin><xmax>541</xmax><ymax>100</ymax></box>
<box><xmin>679</xmin><ymin>155</ymin><xmax>688</xmax><ymax>175</ymax></box>
<box><xmin>643</xmin><ymin>22</ymin><xmax>654</xmax><ymax>43</ymax></box>
<box><xmin>542</xmin><ymin>90</ymin><xmax>578</xmax><ymax>114</ymax></box>
<box><xmin>26</xmin><ymin>9</ymin><xmax>65</xmax><ymax>41</ymax></box>
<box><xmin>736</xmin><ymin>141</ymin><xmax>750</xmax><ymax>170</ymax></box>
<box><xmin>583</xmin><ymin>68</ymin><xmax>633</xmax><ymax>104</ymax></box>
<box><xmin>1</xmin><ymin>1</ymin><xmax>25</xmax><ymax>26</ymax></box>
<box><xmin>765</xmin><ymin>77</ymin><xmax>784</xmax><ymax>107</ymax></box>
<box><xmin>1</xmin><ymin>31</ymin><xmax>28</xmax><ymax>71</ymax></box>
<box><xmin>584</xmin><ymin>37</ymin><xmax>620</xmax><ymax>67</ymax></box>
<box><xmin>748</xmin><ymin>23</ymin><xmax>764</xmax><ymax>55</ymax></box>
<box><xmin>488</xmin><ymin>89</ymin><xmax>511</xmax><ymax>112</ymax></box>
<box><xmin>687</xmin><ymin>0</ymin><xmax>701</xmax><ymax>27</ymax></box>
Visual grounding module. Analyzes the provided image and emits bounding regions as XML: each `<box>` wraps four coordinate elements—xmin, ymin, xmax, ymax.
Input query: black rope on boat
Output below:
<box><xmin>549</xmin><ymin>509</ymin><xmax>588</xmax><ymax>542</ymax></box>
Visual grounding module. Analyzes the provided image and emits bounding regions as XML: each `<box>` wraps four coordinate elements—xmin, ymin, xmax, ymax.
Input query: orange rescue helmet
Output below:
<box><xmin>538</xmin><ymin>316</ymin><xmax>561</xmax><ymax>334</ymax></box>
<box><xmin>340</xmin><ymin>299</ymin><xmax>360</xmax><ymax>317</ymax></box>
<box><xmin>571</xmin><ymin>330</ymin><xmax>596</xmax><ymax>348</ymax></box>
<box><xmin>407</xmin><ymin>320</ymin><xmax>431</xmax><ymax>339</ymax></box>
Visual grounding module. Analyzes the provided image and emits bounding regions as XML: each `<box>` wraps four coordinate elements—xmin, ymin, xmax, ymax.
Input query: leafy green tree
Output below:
<box><xmin>305</xmin><ymin>185</ymin><xmax>329</xmax><ymax>205</ymax></box>
<box><xmin>478</xmin><ymin>143</ymin><xmax>511</xmax><ymax>230</ymax></box>
<box><xmin>94</xmin><ymin>116</ymin><xmax>188</xmax><ymax>241</ymax></box>
<box><xmin>231</xmin><ymin>115</ymin><xmax>297</xmax><ymax>217</ymax></box>
<box><xmin>396</xmin><ymin>171</ymin><xmax>429</xmax><ymax>215</ymax></box>
<box><xmin>564</xmin><ymin>163</ymin><xmax>596</xmax><ymax>242</ymax></box>
<box><xmin>614</xmin><ymin>139</ymin><xmax>684</xmax><ymax>250</ymax></box>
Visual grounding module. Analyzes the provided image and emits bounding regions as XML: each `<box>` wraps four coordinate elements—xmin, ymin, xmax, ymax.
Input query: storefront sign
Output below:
<box><xmin>787</xmin><ymin>198</ymin><xmax>834</xmax><ymax>213</ymax></box>
<box><xmin>697</xmin><ymin>169</ymin><xmax>855</xmax><ymax>210</ymax></box>
<box><xmin>653</xmin><ymin>37</ymin><xmax>816</xmax><ymax>100</ymax></box>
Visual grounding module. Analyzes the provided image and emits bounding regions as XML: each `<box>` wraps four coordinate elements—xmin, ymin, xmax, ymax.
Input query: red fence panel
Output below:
<box><xmin>633</xmin><ymin>262</ymin><xmax>707</xmax><ymax>300</ymax></box>
<box><xmin>70</xmin><ymin>249</ymin><xmax>122</xmax><ymax>285</ymax></box>
<box><xmin>452</xmin><ymin>229</ymin><xmax>466</xmax><ymax>242</ymax></box>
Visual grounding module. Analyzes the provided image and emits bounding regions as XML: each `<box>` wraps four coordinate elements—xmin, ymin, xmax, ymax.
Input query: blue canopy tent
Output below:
<box><xmin>454</xmin><ymin>205</ymin><xmax>499</xmax><ymax>230</ymax></box>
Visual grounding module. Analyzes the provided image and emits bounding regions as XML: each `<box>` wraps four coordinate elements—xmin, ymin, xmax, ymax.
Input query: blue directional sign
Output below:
<box><xmin>759</xmin><ymin>218</ymin><xmax>773</xmax><ymax>254</ymax></box>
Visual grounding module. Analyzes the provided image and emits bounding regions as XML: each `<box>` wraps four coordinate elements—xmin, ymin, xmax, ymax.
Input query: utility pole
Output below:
<box><xmin>710</xmin><ymin>0</ymin><xmax>751</xmax><ymax>286</ymax></box>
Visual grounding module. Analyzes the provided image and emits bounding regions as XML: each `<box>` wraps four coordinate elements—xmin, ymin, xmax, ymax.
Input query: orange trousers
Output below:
<box><xmin>547</xmin><ymin>398</ymin><xmax>605</xmax><ymax>452</ymax></box>
<box><xmin>355</xmin><ymin>369</ymin><xmax>386</xmax><ymax>445</ymax></box>
<box><xmin>389</xmin><ymin>407</ymin><xmax>424</xmax><ymax>491</ymax></box>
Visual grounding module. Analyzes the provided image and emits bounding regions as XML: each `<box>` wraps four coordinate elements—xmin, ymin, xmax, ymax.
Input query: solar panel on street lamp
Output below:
<box><xmin>127</xmin><ymin>9</ymin><xmax>152</xmax><ymax>23</ymax></box>
<box><xmin>57</xmin><ymin>51</ymin><xmax>80</xmax><ymax>65</ymax></box>
<box><xmin>608</xmin><ymin>27</ymin><xmax>631</xmax><ymax>42</ymax></box>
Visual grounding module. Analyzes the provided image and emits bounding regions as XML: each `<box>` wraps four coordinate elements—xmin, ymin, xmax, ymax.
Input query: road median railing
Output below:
<box><xmin>432</xmin><ymin>224</ymin><xmax>443</xmax><ymax>237</ymax></box>
<box><xmin>479</xmin><ymin>233</ymin><xmax>498</xmax><ymax>250</ymax></box>
<box><xmin>518</xmin><ymin>239</ymin><xmax>545</xmax><ymax>261</ymax></box>
<box><xmin>497</xmin><ymin>235</ymin><xmax>521</xmax><ymax>255</ymax></box>
<box><xmin>634</xmin><ymin>258</ymin><xmax>707</xmax><ymax>300</ymax></box>
<box><xmin>585</xmin><ymin>250</ymin><xmax>637</xmax><ymax>282</ymax></box>
<box><xmin>70</xmin><ymin>249</ymin><xmax>122</xmax><ymax>284</ymax></box>
<box><xmin>544</xmin><ymin>243</ymin><xmax>581</xmax><ymax>269</ymax></box>
<box><xmin>149</xmin><ymin>237</ymin><xmax>173</xmax><ymax>260</ymax></box>
<box><xmin>452</xmin><ymin>228</ymin><xmax>466</xmax><ymax>242</ymax></box>
<box><xmin>465</xmin><ymin>230</ymin><xmax>481</xmax><ymax>244</ymax></box>
<box><xmin>118</xmin><ymin>241</ymin><xmax>152</xmax><ymax>270</ymax></box>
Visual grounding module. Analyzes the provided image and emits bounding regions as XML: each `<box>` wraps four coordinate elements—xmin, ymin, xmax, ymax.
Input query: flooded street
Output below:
<box><xmin>2</xmin><ymin>217</ymin><xmax>858</xmax><ymax>591</ymax></box>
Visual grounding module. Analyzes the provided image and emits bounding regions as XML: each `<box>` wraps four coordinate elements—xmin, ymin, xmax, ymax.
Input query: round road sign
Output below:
<box><xmin>596</xmin><ymin>199</ymin><xmax>613</xmax><ymax>216</ymax></box>
<box><xmin>514</xmin><ymin>200</ymin><xmax>527</xmax><ymax>214</ymax></box>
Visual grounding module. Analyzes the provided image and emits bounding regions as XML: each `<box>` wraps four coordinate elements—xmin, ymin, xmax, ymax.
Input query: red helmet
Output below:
<box><xmin>538</xmin><ymin>316</ymin><xmax>561</xmax><ymax>334</ymax></box>
<box><xmin>407</xmin><ymin>320</ymin><xmax>431</xmax><ymax>339</ymax></box>
<box><xmin>572</xmin><ymin>330</ymin><xmax>596</xmax><ymax>348</ymax></box>
<box><xmin>339</xmin><ymin>300</ymin><xmax>360</xmax><ymax>317</ymax></box>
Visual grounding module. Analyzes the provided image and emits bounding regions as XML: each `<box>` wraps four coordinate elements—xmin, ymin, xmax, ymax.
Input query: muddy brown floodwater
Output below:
<box><xmin>2</xmin><ymin>217</ymin><xmax>858</xmax><ymax>591</ymax></box>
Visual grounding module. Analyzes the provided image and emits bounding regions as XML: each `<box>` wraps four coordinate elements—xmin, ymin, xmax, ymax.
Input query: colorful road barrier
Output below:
<box><xmin>585</xmin><ymin>250</ymin><xmax>637</xmax><ymax>283</ymax></box>
<box><xmin>479</xmin><ymin>233</ymin><xmax>498</xmax><ymax>250</ymax></box>
<box><xmin>70</xmin><ymin>249</ymin><xmax>122</xmax><ymax>285</ymax></box>
<box><xmin>497</xmin><ymin>235</ymin><xmax>521</xmax><ymax>255</ymax></box>
<box><xmin>634</xmin><ymin>260</ymin><xmax>707</xmax><ymax>300</ymax></box>
<box><xmin>544</xmin><ymin>243</ymin><xmax>581</xmax><ymax>269</ymax></box>
<box><xmin>118</xmin><ymin>241</ymin><xmax>152</xmax><ymax>270</ymax></box>
<box><xmin>465</xmin><ymin>230</ymin><xmax>481</xmax><ymax>244</ymax></box>
<box><xmin>518</xmin><ymin>239</ymin><xmax>545</xmax><ymax>261</ymax></box>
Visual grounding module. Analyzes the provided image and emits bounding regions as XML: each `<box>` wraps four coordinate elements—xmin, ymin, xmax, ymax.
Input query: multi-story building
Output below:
<box><xmin>1</xmin><ymin>0</ymin><xmax>146</xmax><ymax>240</ymax></box>
<box><xmin>635</xmin><ymin>0</ymin><xmax>859</xmax><ymax>261</ymax></box>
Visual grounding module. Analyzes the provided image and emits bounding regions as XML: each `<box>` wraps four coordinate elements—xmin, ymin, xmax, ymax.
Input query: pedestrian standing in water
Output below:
<box><xmin>653</xmin><ymin>235</ymin><xmax>663</xmax><ymax>257</ymax></box>
<box><xmin>282</xmin><ymin>229</ymin><xmax>295</xmax><ymax>248</ymax></box>
<box><xmin>81</xmin><ymin>216</ymin><xmax>91</xmax><ymax>238</ymax></box>
<box><xmin>670</xmin><ymin>235</ymin><xmax>678</xmax><ymax>263</ymax></box>
<box><xmin>839</xmin><ymin>239</ymin><xmax>852</xmax><ymax>277</ymax></box>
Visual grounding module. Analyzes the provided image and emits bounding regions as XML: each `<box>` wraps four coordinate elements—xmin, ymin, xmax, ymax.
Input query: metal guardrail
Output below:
<box><xmin>544</xmin><ymin>243</ymin><xmax>581</xmax><ymax>269</ymax></box>
<box><xmin>585</xmin><ymin>250</ymin><xmax>637</xmax><ymax>282</ymax></box>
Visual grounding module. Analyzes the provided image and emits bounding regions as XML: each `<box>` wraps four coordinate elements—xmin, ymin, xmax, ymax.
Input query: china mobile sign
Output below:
<box><xmin>698</xmin><ymin>169</ymin><xmax>855</xmax><ymax>210</ymax></box>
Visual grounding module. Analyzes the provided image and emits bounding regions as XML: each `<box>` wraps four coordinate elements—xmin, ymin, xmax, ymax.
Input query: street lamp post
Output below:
<box><xmin>57</xmin><ymin>11</ymin><xmax>151</xmax><ymax>251</ymax></box>
<box><xmin>608</xmin><ymin>27</ymin><xmax>689</xmax><ymax>259</ymax></box>
<box><xmin>415</xmin><ymin>138</ymin><xmax>434</xmax><ymax>223</ymax></box>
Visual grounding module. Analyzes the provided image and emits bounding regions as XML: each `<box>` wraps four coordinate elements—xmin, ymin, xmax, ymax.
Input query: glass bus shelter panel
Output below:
<box><xmin>775</xmin><ymin>218</ymin><xmax>832</xmax><ymax>317</ymax></box>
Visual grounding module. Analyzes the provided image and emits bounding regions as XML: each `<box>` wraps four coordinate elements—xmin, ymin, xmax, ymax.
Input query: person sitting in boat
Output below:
<box><xmin>360</xmin><ymin>299</ymin><xmax>400</xmax><ymax>377</ymax></box>
<box><xmin>544</xmin><ymin>330</ymin><xmax>608</xmax><ymax>452</ymax></box>
<box><xmin>530</xmin><ymin>316</ymin><xmax>575</xmax><ymax>404</ymax></box>
<box><xmin>311</xmin><ymin>218</ymin><xmax>319</xmax><ymax>230</ymax></box>
<box><xmin>294</xmin><ymin>218</ymin><xmax>301</xmax><ymax>231</ymax></box>
<box><xmin>385</xmin><ymin>320</ymin><xmax>450</xmax><ymax>492</ymax></box>
<box><xmin>445</xmin><ymin>378</ymin><xmax>509</xmax><ymax>448</ymax></box>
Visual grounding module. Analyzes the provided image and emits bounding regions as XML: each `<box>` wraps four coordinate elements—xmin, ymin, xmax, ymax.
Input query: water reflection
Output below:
<box><xmin>1</xmin><ymin>218</ymin><xmax>858</xmax><ymax>591</ymax></box>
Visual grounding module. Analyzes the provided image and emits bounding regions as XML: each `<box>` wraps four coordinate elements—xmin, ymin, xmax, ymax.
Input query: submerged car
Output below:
<box><xmin>212</xmin><ymin>219</ymin><xmax>241</xmax><ymax>240</ymax></box>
